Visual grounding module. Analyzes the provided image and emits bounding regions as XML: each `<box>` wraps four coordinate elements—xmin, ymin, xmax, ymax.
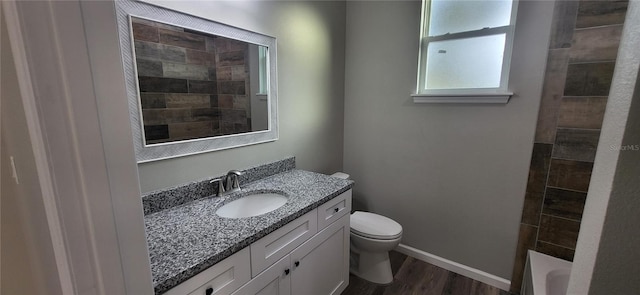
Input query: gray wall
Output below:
<box><xmin>343</xmin><ymin>0</ymin><xmax>554</xmax><ymax>279</ymax></box>
<box><xmin>137</xmin><ymin>0</ymin><xmax>346</xmax><ymax>193</ymax></box>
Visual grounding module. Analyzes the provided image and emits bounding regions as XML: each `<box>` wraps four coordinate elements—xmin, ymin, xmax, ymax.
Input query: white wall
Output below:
<box><xmin>568</xmin><ymin>1</ymin><xmax>640</xmax><ymax>293</ymax></box>
<box><xmin>135</xmin><ymin>0</ymin><xmax>347</xmax><ymax>193</ymax></box>
<box><xmin>10</xmin><ymin>1</ymin><xmax>150</xmax><ymax>292</ymax></box>
<box><xmin>589</xmin><ymin>68</ymin><xmax>640</xmax><ymax>294</ymax></box>
<box><xmin>1</xmin><ymin>9</ymin><xmax>61</xmax><ymax>294</ymax></box>
<box><xmin>343</xmin><ymin>0</ymin><xmax>554</xmax><ymax>279</ymax></box>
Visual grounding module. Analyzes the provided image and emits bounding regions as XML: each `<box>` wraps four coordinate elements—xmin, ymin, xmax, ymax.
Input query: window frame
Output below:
<box><xmin>413</xmin><ymin>0</ymin><xmax>519</xmax><ymax>103</ymax></box>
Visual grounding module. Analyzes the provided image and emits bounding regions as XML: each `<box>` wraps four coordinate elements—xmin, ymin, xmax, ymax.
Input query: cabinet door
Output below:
<box><xmin>232</xmin><ymin>255</ymin><xmax>291</xmax><ymax>295</ymax></box>
<box><xmin>290</xmin><ymin>214</ymin><xmax>349</xmax><ymax>295</ymax></box>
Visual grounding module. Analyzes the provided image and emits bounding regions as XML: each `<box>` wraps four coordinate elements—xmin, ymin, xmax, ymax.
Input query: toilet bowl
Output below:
<box><xmin>330</xmin><ymin>172</ymin><xmax>403</xmax><ymax>284</ymax></box>
<box><xmin>349</xmin><ymin>211</ymin><xmax>403</xmax><ymax>284</ymax></box>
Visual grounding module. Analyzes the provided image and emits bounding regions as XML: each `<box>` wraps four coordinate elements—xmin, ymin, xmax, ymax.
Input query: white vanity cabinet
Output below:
<box><xmin>232</xmin><ymin>214</ymin><xmax>350</xmax><ymax>295</ymax></box>
<box><xmin>235</xmin><ymin>190</ymin><xmax>351</xmax><ymax>295</ymax></box>
<box><xmin>291</xmin><ymin>190</ymin><xmax>351</xmax><ymax>295</ymax></box>
<box><xmin>290</xmin><ymin>213</ymin><xmax>350</xmax><ymax>295</ymax></box>
<box><xmin>168</xmin><ymin>190</ymin><xmax>352</xmax><ymax>295</ymax></box>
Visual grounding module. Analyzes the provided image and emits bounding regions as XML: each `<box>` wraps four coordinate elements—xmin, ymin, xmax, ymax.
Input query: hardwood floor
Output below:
<box><xmin>341</xmin><ymin>251</ymin><xmax>512</xmax><ymax>295</ymax></box>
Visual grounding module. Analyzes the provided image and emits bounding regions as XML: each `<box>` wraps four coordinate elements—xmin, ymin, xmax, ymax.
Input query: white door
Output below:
<box><xmin>290</xmin><ymin>215</ymin><xmax>349</xmax><ymax>295</ymax></box>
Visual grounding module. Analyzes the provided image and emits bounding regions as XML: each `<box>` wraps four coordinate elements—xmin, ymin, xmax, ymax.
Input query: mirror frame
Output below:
<box><xmin>116</xmin><ymin>0</ymin><xmax>278</xmax><ymax>163</ymax></box>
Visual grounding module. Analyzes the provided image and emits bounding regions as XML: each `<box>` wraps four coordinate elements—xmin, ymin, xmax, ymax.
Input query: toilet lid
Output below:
<box><xmin>350</xmin><ymin>211</ymin><xmax>402</xmax><ymax>240</ymax></box>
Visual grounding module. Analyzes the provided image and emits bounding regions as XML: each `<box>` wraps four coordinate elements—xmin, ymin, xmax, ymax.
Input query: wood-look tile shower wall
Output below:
<box><xmin>510</xmin><ymin>0</ymin><xmax>628</xmax><ymax>293</ymax></box>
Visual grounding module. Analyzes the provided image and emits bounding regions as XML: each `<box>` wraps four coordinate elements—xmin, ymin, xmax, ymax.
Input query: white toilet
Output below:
<box><xmin>331</xmin><ymin>173</ymin><xmax>403</xmax><ymax>284</ymax></box>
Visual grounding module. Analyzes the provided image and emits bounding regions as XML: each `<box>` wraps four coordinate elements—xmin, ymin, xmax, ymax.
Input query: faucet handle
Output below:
<box><xmin>228</xmin><ymin>170</ymin><xmax>244</xmax><ymax>176</ymax></box>
<box><xmin>210</xmin><ymin>178</ymin><xmax>225</xmax><ymax>196</ymax></box>
<box><xmin>226</xmin><ymin>170</ymin><xmax>244</xmax><ymax>191</ymax></box>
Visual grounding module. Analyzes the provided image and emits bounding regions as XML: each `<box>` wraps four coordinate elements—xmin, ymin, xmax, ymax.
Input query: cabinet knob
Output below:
<box><xmin>205</xmin><ymin>287</ymin><xmax>213</xmax><ymax>295</ymax></box>
<box><xmin>284</xmin><ymin>268</ymin><xmax>290</xmax><ymax>275</ymax></box>
<box><xmin>334</xmin><ymin>207</ymin><xmax>339</xmax><ymax>213</ymax></box>
<box><xmin>294</xmin><ymin>261</ymin><xmax>300</xmax><ymax>267</ymax></box>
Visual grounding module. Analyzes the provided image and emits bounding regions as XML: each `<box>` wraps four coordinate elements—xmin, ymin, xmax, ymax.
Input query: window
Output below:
<box><xmin>414</xmin><ymin>0</ymin><xmax>518</xmax><ymax>103</ymax></box>
<box><xmin>258</xmin><ymin>46</ymin><xmax>269</xmax><ymax>94</ymax></box>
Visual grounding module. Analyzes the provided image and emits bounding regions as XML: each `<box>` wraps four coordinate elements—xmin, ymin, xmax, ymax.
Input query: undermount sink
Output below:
<box><xmin>216</xmin><ymin>193</ymin><xmax>288</xmax><ymax>218</ymax></box>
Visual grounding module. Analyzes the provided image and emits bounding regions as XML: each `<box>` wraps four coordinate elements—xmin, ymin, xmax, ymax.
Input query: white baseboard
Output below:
<box><xmin>395</xmin><ymin>244</ymin><xmax>511</xmax><ymax>291</ymax></box>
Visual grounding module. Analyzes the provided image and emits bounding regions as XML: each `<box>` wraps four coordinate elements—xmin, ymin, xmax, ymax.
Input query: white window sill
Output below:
<box><xmin>411</xmin><ymin>92</ymin><xmax>513</xmax><ymax>104</ymax></box>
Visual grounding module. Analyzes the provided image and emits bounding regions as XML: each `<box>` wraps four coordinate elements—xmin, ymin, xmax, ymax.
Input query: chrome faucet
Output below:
<box><xmin>210</xmin><ymin>178</ymin><xmax>225</xmax><ymax>196</ymax></box>
<box><xmin>210</xmin><ymin>170</ymin><xmax>245</xmax><ymax>196</ymax></box>
<box><xmin>225</xmin><ymin>170</ymin><xmax>244</xmax><ymax>193</ymax></box>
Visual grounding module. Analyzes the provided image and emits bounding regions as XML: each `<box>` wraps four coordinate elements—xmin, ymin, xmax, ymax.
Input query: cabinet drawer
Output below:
<box><xmin>164</xmin><ymin>247</ymin><xmax>250</xmax><ymax>295</ymax></box>
<box><xmin>317</xmin><ymin>190</ymin><xmax>351</xmax><ymax>230</ymax></box>
<box><xmin>250</xmin><ymin>210</ymin><xmax>317</xmax><ymax>277</ymax></box>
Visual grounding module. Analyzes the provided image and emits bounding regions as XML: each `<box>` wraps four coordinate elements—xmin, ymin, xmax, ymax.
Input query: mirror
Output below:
<box><xmin>116</xmin><ymin>0</ymin><xmax>278</xmax><ymax>163</ymax></box>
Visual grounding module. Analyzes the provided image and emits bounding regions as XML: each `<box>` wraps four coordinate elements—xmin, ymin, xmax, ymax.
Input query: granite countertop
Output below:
<box><xmin>144</xmin><ymin>169</ymin><xmax>354</xmax><ymax>294</ymax></box>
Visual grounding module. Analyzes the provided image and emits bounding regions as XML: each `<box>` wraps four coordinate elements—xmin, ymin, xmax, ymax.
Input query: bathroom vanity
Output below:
<box><xmin>143</xmin><ymin>160</ymin><xmax>353</xmax><ymax>295</ymax></box>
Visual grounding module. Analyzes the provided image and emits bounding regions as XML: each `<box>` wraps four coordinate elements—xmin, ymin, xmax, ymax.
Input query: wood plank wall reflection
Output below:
<box><xmin>131</xmin><ymin>18</ymin><xmax>251</xmax><ymax>144</ymax></box>
<box><xmin>509</xmin><ymin>0</ymin><xmax>628</xmax><ymax>293</ymax></box>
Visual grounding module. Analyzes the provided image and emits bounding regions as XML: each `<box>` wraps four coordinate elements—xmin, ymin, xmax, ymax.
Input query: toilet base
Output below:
<box><xmin>350</xmin><ymin>249</ymin><xmax>394</xmax><ymax>284</ymax></box>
